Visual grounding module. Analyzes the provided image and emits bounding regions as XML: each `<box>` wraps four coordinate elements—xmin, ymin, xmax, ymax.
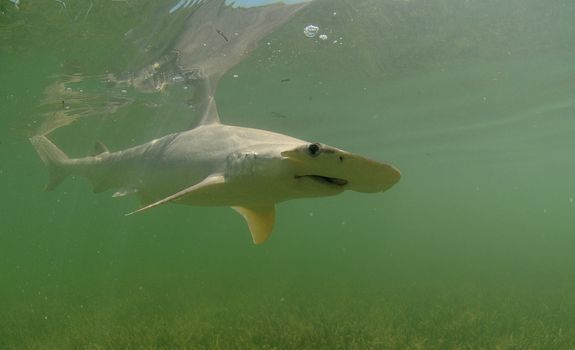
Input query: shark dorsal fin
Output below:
<box><xmin>188</xmin><ymin>76</ymin><xmax>221</xmax><ymax>129</ymax></box>
<box><xmin>232</xmin><ymin>205</ymin><xmax>276</xmax><ymax>244</ymax></box>
<box><xmin>196</xmin><ymin>95</ymin><xmax>221</xmax><ymax>127</ymax></box>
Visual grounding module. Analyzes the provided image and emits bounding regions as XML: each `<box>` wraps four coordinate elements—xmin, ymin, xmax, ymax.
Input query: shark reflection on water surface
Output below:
<box><xmin>31</xmin><ymin>0</ymin><xmax>400</xmax><ymax>244</ymax></box>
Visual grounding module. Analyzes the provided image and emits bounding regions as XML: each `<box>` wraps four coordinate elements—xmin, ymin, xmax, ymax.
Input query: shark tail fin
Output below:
<box><xmin>30</xmin><ymin>135</ymin><xmax>71</xmax><ymax>191</ymax></box>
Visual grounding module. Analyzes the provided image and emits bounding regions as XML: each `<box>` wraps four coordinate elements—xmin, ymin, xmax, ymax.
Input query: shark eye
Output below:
<box><xmin>308</xmin><ymin>143</ymin><xmax>321</xmax><ymax>157</ymax></box>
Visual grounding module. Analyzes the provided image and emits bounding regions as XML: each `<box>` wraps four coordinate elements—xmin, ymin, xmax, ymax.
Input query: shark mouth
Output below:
<box><xmin>296</xmin><ymin>175</ymin><xmax>348</xmax><ymax>187</ymax></box>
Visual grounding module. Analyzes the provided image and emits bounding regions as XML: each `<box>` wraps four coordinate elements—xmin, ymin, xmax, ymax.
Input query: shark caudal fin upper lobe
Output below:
<box><xmin>30</xmin><ymin>135</ymin><xmax>71</xmax><ymax>191</ymax></box>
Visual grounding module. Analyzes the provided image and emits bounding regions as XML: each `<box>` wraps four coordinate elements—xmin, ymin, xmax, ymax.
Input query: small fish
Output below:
<box><xmin>215</xmin><ymin>29</ymin><xmax>229</xmax><ymax>42</ymax></box>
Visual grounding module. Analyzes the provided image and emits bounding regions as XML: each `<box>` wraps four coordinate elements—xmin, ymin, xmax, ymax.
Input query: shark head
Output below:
<box><xmin>280</xmin><ymin>142</ymin><xmax>401</xmax><ymax>198</ymax></box>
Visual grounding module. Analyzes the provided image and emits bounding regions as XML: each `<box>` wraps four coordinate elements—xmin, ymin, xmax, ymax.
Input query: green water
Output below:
<box><xmin>2</xmin><ymin>0</ymin><xmax>575</xmax><ymax>348</ymax></box>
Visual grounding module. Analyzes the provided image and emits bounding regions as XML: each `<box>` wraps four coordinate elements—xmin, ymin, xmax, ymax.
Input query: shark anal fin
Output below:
<box><xmin>125</xmin><ymin>174</ymin><xmax>226</xmax><ymax>216</ymax></box>
<box><xmin>232</xmin><ymin>205</ymin><xmax>276</xmax><ymax>245</ymax></box>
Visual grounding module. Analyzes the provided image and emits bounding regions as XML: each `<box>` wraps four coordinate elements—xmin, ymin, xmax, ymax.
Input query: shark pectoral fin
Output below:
<box><xmin>232</xmin><ymin>205</ymin><xmax>276</xmax><ymax>245</ymax></box>
<box><xmin>125</xmin><ymin>174</ymin><xmax>226</xmax><ymax>216</ymax></box>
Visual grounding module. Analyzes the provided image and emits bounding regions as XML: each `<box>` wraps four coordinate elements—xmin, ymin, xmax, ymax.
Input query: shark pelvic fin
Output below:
<box><xmin>232</xmin><ymin>205</ymin><xmax>276</xmax><ymax>245</ymax></box>
<box><xmin>125</xmin><ymin>174</ymin><xmax>226</xmax><ymax>216</ymax></box>
<box><xmin>113</xmin><ymin>187</ymin><xmax>138</xmax><ymax>198</ymax></box>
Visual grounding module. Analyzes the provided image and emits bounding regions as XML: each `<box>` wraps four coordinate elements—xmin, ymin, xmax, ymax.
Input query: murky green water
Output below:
<box><xmin>2</xmin><ymin>0</ymin><xmax>575</xmax><ymax>348</ymax></box>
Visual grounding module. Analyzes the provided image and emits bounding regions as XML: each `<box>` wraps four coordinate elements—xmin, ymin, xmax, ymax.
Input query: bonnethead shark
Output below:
<box><xmin>31</xmin><ymin>0</ymin><xmax>400</xmax><ymax>244</ymax></box>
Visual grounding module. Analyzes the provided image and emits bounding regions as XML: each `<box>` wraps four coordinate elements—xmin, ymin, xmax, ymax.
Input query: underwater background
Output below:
<box><xmin>1</xmin><ymin>0</ymin><xmax>575</xmax><ymax>348</ymax></box>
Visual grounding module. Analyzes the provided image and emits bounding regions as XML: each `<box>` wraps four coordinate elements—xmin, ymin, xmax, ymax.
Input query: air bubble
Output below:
<box><xmin>319</xmin><ymin>34</ymin><xmax>328</xmax><ymax>40</ymax></box>
<box><xmin>304</xmin><ymin>25</ymin><xmax>319</xmax><ymax>38</ymax></box>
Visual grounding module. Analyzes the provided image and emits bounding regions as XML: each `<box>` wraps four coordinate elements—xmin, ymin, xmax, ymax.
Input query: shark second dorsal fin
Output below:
<box><xmin>232</xmin><ymin>205</ymin><xmax>276</xmax><ymax>244</ymax></box>
<box><xmin>92</xmin><ymin>140</ymin><xmax>110</xmax><ymax>156</ymax></box>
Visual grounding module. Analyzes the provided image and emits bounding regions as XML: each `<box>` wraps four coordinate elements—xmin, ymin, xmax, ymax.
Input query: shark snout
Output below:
<box><xmin>341</xmin><ymin>154</ymin><xmax>400</xmax><ymax>193</ymax></box>
<box><xmin>283</xmin><ymin>145</ymin><xmax>400</xmax><ymax>194</ymax></box>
